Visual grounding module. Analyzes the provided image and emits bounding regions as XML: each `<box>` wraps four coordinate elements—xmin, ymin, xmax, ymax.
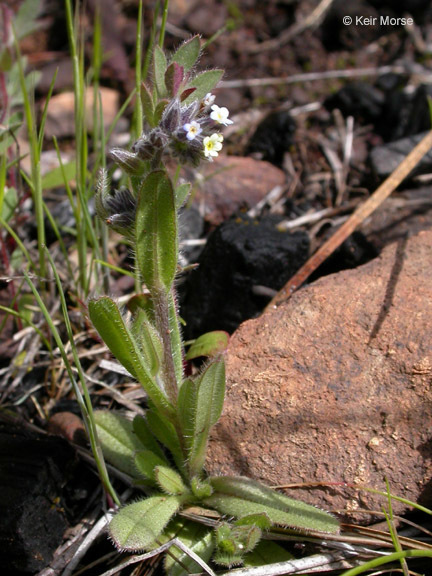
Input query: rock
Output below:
<box><xmin>0</xmin><ymin>418</ymin><xmax>75</xmax><ymax>573</ymax></box>
<box><xmin>187</xmin><ymin>155</ymin><xmax>287</xmax><ymax>226</ymax></box>
<box><xmin>44</xmin><ymin>87</ymin><xmax>119</xmax><ymax>139</ymax></box>
<box><xmin>323</xmin><ymin>82</ymin><xmax>385</xmax><ymax>126</ymax></box>
<box><xmin>246</xmin><ymin>110</ymin><xmax>296</xmax><ymax>167</ymax></box>
<box><xmin>370</xmin><ymin>132</ymin><xmax>432</xmax><ymax>179</ymax></box>
<box><xmin>180</xmin><ymin>213</ymin><xmax>309</xmax><ymax>338</ymax></box>
<box><xmin>207</xmin><ymin>231</ymin><xmax>432</xmax><ymax>521</ymax></box>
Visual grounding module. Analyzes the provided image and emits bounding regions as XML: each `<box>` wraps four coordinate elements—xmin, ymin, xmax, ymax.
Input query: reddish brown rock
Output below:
<box><xmin>207</xmin><ymin>231</ymin><xmax>432</xmax><ymax>521</ymax></box>
<box><xmin>187</xmin><ymin>155</ymin><xmax>286</xmax><ymax>226</ymax></box>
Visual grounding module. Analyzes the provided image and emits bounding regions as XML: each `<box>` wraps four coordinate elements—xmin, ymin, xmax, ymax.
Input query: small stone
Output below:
<box><xmin>44</xmin><ymin>87</ymin><xmax>119</xmax><ymax>139</ymax></box>
<box><xmin>207</xmin><ymin>231</ymin><xmax>432</xmax><ymax>521</ymax></box>
<box><xmin>188</xmin><ymin>155</ymin><xmax>287</xmax><ymax>226</ymax></box>
<box><xmin>370</xmin><ymin>132</ymin><xmax>432</xmax><ymax>180</ymax></box>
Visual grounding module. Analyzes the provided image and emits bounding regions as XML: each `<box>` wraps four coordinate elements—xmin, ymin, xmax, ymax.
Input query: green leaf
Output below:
<box><xmin>153</xmin><ymin>45</ymin><xmax>168</xmax><ymax>97</ymax></box>
<box><xmin>135</xmin><ymin>449</ymin><xmax>169</xmax><ymax>482</ymax></box>
<box><xmin>135</xmin><ymin>170</ymin><xmax>178</xmax><ymax>293</ymax></box>
<box><xmin>170</xmin><ymin>36</ymin><xmax>201</xmax><ymax>72</ymax></box>
<box><xmin>185</xmin><ymin>331</ymin><xmax>229</xmax><ymax>360</ymax></box>
<box><xmin>133</xmin><ymin>414</ymin><xmax>167</xmax><ymax>460</ymax></box>
<box><xmin>127</xmin><ymin>293</ymin><xmax>155</xmax><ymax>322</ymax></box>
<box><xmin>41</xmin><ymin>162</ymin><xmax>76</xmax><ymax>190</ymax></box>
<box><xmin>177</xmin><ymin>358</ymin><xmax>225</xmax><ymax>476</ymax></box>
<box><xmin>243</xmin><ymin>541</ymin><xmax>294</xmax><ymax>567</ymax></box>
<box><xmin>140</xmin><ymin>82</ymin><xmax>155</xmax><ymax>127</ymax></box>
<box><xmin>154</xmin><ymin>99</ymin><xmax>169</xmax><ymax>125</ymax></box>
<box><xmin>1</xmin><ymin>187</ymin><xmax>17</xmax><ymax>222</ymax></box>
<box><xmin>154</xmin><ymin>465</ymin><xmax>188</xmax><ymax>495</ymax></box>
<box><xmin>163</xmin><ymin>520</ymin><xmax>214</xmax><ymax>576</ymax></box>
<box><xmin>205</xmin><ymin>477</ymin><xmax>340</xmax><ymax>534</ymax></box>
<box><xmin>167</xmin><ymin>291</ymin><xmax>184</xmax><ymax>386</ymax></box>
<box><xmin>130</xmin><ymin>313</ymin><xmax>163</xmax><ymax>377</ymax></box>
<box><xmin>88</xmin><ymin>297</ymin><xmax>173</xmax><ymax>416</ymax></box>
<box><xmin>146</xmin><ymin>408</ymin><xmax>186</xmax><ymax>475</ymax></box>
<box><xmin>95</xmin><ymin>411</ymin><xmax>143</xmax><ymax>478</ymax></box>
<box><xmin>14</xmin><ymin>0</ymin><xmax>42</xmax><ymax>40</ymax></box>
<box><xmin>109</xmin><ymin>495</ymin><xmax>183</xmax><ymax>551</ymax></box>
<box><xmin>183</xmin><ymin>69</ymin><xmax>224</xmax><ymax>105</ymax></box>
<box><xmin>235</xmin><ymin>513</ymin><xmax>272</xmax><ymax>530</ymax></box>
<box><xmin>175</xmin><ymin>182</ymin><xmax>191</xmax><ymax>210</ymax></box>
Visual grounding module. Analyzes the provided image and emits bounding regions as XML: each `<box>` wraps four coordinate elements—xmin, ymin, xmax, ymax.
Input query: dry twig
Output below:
<box><xmin>269</xmin><ymin>130</ymin><xmax>432</xmax><ymax>307</ymax></box>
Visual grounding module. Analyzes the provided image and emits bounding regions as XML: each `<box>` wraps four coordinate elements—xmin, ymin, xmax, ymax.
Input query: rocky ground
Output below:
<box><xmin>2</xmin><ymin>0</ymin><xmax>432</xmax><ymax>574</ymax></box>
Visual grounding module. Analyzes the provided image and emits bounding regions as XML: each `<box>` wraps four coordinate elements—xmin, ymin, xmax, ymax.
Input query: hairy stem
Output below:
<box><xmin>153</xmin><ymin>286</ymin><xmax>180</xmax><ymax>406</ymax></box>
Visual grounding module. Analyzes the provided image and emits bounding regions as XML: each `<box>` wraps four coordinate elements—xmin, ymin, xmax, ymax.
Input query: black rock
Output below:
<box><xmin>310</xmin><ymin>231</ymin><xmax>379</xmax><ymax>280</ymax></box>
<box><xmin>0</xmin><ymin>417</ymin><xmax>76</xmax><ymax>574</ymax></box>
<box><xmin>379</xmin><ymin>84</ymin><xmax>432</xmax><ymax>142</ymax></box>
<box><xmin>246</xmin><ymin>110</ymin><xmax>296</xmax><ymax>167</ymax></box>
<box><xmin>180</xmin><ymin>214</ymin><xmax>309</xmax><ymax>337</ymax></box>
<box><xmin>370</xmin><ymin>131</ymin><xmax>432</xmax><ymax>179</ymax></box>
<box><xmin>324</xmin><ymin>82</ymin><xmax>385</xmax><ymax>125</ymax></box>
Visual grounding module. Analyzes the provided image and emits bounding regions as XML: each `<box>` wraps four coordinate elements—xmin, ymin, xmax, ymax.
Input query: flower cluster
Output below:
<box><xmin>129</xmin><ymin>93</ymin><xmax>233</xmax><ymax>168</ymax></box>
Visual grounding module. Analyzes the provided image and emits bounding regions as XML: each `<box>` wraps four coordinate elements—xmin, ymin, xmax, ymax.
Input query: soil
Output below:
<box><xmin>2</xmin><ymin>0</ymin><xmax>432</xmax><ymax>574</ymax></box>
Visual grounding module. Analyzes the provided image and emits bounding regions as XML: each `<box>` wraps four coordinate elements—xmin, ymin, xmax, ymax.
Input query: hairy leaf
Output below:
<box><xmin>183</xmin><ymin>70</ymin><xmax>223</xmax><ymax>105</ymax></box>
<box><xmin>153</xmin><ymin>45</ymin><xmax>167</xmax><ymax>97</ymax></box>
<box><xmin>130</xmin><ymin>312</ymin><xmax>163</xmax><ymax>377</ymax></box>
<box><xmin>135</xmin><ymin>171</ymin><xmax>178</xmax><ymax>293</ymax></box>
<box><xmin>135</xmin><ymin>449</ymin><xmax>169</xmax><ymax>482</ymax></box>
<box><xmin>165</xmin><ymin>62</ymin><xmax>184</xmax><ymax>98</ymax></box>
<box><xmin>243</xmin><ymin>541</ymin><xmax>294</xmax><ymax>567</ymax></box>
<box><xmin>177</xmin><ymin>358</ymin><xmax>225</xmax><ymax>477</ymax></box>
<box><xmin>205</xmin><ymin>477</ymin><xmax>339</xmax><ymax>534</ymax></box>
<box><xmin>174</xmin><ymin>182</ymin><xmax>191</xmax><ymax>210</ymax></box>
<box><xmin>185</xmin><ymin>331</ymin><xmax>229</xmax><ymax>360</ymax></box>
<box><xmin>170</xmin><ymin>36</ymin><xmax>201</xmax><ymax>72</ymax></box>
<box><xmin>88</xmin><ymin>297</ymin><xmax>173</xmax><ymax>416</ymax></box>
<box><xmin>133</xmin><ymin>414</ymin><xmax>167</xmax><ymax>460</ymax></box>
<box><xmin>95</xmin><ymin>411</ymin><xmax>142</xmax><ymax>478</ymax></box>
<box><xmin>161</xmin><ymin>519</ymin><xmax>214</xmax><ymax>576</ymax></box>
<box><xmin>146</xmin><ymin>408</ymin><xmax>186</xmax><ymax>476</ymax></box>
<box><xmin>155</xmin><ymin>465</ymin><xmax>188</xmax><ymax>495</ymax></box>
<box><xmin>109</xmin><ymin>495</ymin><xmax>183</xmax><ymax>551</ymax></box>
<box><xmin>140</xmin><ymin>83</ymin><xmax>156</xmax><ymax>127</ymax></box>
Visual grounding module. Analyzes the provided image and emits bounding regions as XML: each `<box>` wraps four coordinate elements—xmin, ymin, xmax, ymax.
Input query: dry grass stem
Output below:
<box><xmin>269</xmin><ymin>130</ymin><xmax>432</xmax><ymax>307</ymax></box>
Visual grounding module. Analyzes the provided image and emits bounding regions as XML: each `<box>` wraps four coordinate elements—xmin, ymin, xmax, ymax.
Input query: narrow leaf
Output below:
<box><xmin>163</xmin><ymin>520</ymin><xmax>214</xmax><ymax>576</ymax></box>
<box><xmin>205</xmin><ymin>477</ymin><xmax>339</xmax><ymax>534</ymax></box>
<box><xmin>154</xmin><ymin>465</ymin><xmax>188</xmax><ymax>495</ymax></box>
<box><xmin>130</xmin><ymin>311</ymin><xmax>163</xmax><ymax>377</ymax></box>
<box><xmin>135</xmin><ymin>170</ymin><xmax>178</xmax><ymax>293</ymax></box>
<box><xmin>154</xmin><ymin>99</ymin><xmax>169</xmax><ymax>125</ymax></box>
<box><xmin>109</xmin><ymin>495</ymin><xmax>183</xmax><ymax>551</ymax></box>
<box><xmin>183</xmin><ymin>69</ymin><xmax>223</xmax><ymax>105</ymax></box>
<box><xmin>133</xmin><ymin>414</ymin><xmax>167</xmax><ymax>460</ymax></box>
<box><xmin>178</xmin><ymin>358</ymin><xmax>226</xmax><ymax>476</ymax></box>
<box><xmin>89</xmin><ymin>297</ymin><xmax>173</xmax><ymax>415</ymax></box>
<box><xmin>243</xmin><ymin>541</ymin><xmax>294</xmax><ymax>567</ymax></box>
<box><xmin>185</xmin><ymin>331</ymin><xmax>229</xmax><ymax>360</ymax></box>
<box><xmin>135</xmin><ymin>449</ymin><xmax>169</xmax><ymax>481</ymax></box>
<box><xmin>95</xmin><ymin>411</ymin><xmax>143</xmax><ymax>478</ymax></box>
<box><xmin>146</xmin><ymin>408</ymin><xmax>186</xmax><ymax>475</ymax></box>
<box><xmin>170</xmin><ymin>36</ymin><xmax>201</xmax><ymax>71</ymax></box>
<box><xmin>175</xmin><ymin>182</ymin><xmax>191</xmax><ymax>210</ymax></box>
<box><xmin>165</xmin><ymin>62</ymin><xmax>184</xmax><ymax>98</ymax></box>
<box><xmin>153</xmin><ymin>45</ymin><xmax>168</xmax><ymax>97</ymax></box>
<box><xmin>140</xmin><ymin>82</ymin><xmax>155</xmax><ymax>127</ymax></box>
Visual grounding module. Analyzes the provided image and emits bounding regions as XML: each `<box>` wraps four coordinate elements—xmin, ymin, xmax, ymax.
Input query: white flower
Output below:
<box><xmin>183</xmin><ymin>121</ymin><xmax>202</xmax><ymax>141</ymax></box>
<box><xmin>203</xmin><ymin>133</ymin><xmax>223</xmax><ymax>161</ymax></box>
<box><xmin>203</xmin><ymin>92</ymin><xmax>216</xmax><ymax>107</ymax></box>
<box><xmin>210</xmin><ymin>104</ymin><xmax>233</xmax><ymax>126</ymax></box>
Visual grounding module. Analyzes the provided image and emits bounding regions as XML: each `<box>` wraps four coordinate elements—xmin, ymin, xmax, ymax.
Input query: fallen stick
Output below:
<box><xmin>268</xmin><ymin>130</ymin><xmax>432</xmax><ymax>308</ymax></box>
